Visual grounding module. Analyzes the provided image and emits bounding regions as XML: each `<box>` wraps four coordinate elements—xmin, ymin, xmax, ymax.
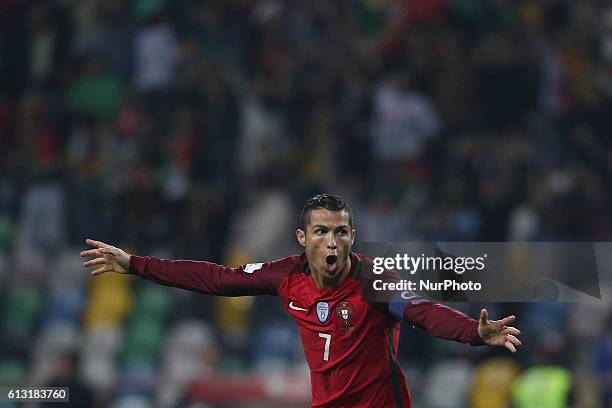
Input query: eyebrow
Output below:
<box><xmin>311</xmin><ymin>225</ymin><xmax>349</xmax><ymax>230</ymax></box>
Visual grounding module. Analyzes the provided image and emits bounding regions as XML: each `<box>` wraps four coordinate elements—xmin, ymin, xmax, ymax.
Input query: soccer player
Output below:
<box><xmin>81</xmin><ymin>194</ymin><xmax>521</xmax><ymax>407</ymax></box>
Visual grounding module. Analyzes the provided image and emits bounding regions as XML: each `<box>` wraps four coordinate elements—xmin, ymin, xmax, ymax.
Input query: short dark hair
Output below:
<box><xmin>299</xmin><ymin>194</ymin><xmax>353</xmax><ymax>230</ymax></box>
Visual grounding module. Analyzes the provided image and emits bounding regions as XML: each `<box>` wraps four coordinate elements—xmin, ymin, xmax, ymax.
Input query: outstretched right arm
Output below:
<box><xmin>80</xmin><ymin>239</ymin><xmax>280</xmax><ymax>296</ymax></box>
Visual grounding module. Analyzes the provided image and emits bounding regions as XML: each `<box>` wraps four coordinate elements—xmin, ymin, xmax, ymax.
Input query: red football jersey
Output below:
<box><xmin>129</xmin><ymin>252</ymin><xmax>483</xmax><ymax>407</ymax></box>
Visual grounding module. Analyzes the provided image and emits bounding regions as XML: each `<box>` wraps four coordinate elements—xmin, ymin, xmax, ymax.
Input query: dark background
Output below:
<box><xmin>0</xmin><ymin>0</ymin><xmax>611</xmax><ymax>407</ymax></box>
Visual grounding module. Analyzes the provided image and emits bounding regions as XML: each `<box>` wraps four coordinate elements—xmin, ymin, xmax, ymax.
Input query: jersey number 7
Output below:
<box><xmin>318</xmin><ymin>333</ymin><xmax>331</xmax><ymax>361</ymax></box>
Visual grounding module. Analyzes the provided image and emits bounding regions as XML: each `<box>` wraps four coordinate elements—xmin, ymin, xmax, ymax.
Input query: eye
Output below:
<box><xmin>337</xmin><ymin>229</ymin><xmax>348</xmax><ymax>236</ymax></box>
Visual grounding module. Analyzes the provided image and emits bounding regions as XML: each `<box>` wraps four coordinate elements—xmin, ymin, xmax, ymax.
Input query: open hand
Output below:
<box><xmin>80</xmin><ymin>239</ymin><xmax>131</xmax><ymax>276</ymax></box>
<box><xmin>477</xmin><ymin>308</ymin><xmax>522</xmax><ymax>353</ymax></box>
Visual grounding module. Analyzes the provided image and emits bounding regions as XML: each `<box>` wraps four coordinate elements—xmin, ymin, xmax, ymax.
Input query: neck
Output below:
<box><xmin>312</xmin><ymin>257</ymin><xmax>352</xmax><ymax>290</ymax></box>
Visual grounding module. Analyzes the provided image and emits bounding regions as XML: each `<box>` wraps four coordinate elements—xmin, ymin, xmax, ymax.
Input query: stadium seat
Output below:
<box><xmin>0</xmin><ymin>253</ymin><xmax>7</xmax><ymax>286</ymax></box>
<box><xmin>113</xmin><ymin>394</ymin><xmax>152</xmax><ymax>408</ymax></box>
<box><xmin>119</xmin><ymin>359</ymin><xmax>158</xmax><ymax>392</ymax></box>
<box><xmin>122</xmin><ymin>316</ymin><xmax>164</xmax><ymax>362</ymax></box>
<box><xmin>41</xmin><ymin>286</ymin><xmax>86</xmax><ymax>325</ymax></box>
<box><xmin>0</xmin><ymin>358</ymin><xmax>26</xmax><ymax>385</ymax></box>
<box><xmin>470</xmin><ymin>358</ymin><xmax>520</xmax><ymax>408</ymax></box>
<box><xmin>131</xmin><ymin>285</ymin><xmax>172</xmax><ymax>318</ymax></box>
<box><xmin>423</xmin><ymin>359</ymin><xmax>474</xmax><ymax>408</ymax></box>
<box><xmin>49</xmin><ymin>248</ymin><xmax>89</xmax><ymax>290</ymax></box>
<box><xmin>80</xmin><ymin>326</ymin><xmax>122</xmax><ymax>390</ymax></box>
<box><xmin>251</xmin><ymin>321</ymin><xmax>300</xmax><ymax>371</ymax></box>
<box><xmin>82</xmin><ymin>272</ymin><xmax>132</xmax><ymax>330</ymax></box>
<box><xmin>1</xmin><ymin>286</ymin><xmax>42</xmax><ymax>339</ymax></box>
<box><xmin>30</xmin><ymin>322</ymin><xmax>80</xmax><ymax>385</ymax></box>
<box><xmin>157</xmin><ymin>320</ymin><xmax>217</xmax><ymax>407</ymax></box>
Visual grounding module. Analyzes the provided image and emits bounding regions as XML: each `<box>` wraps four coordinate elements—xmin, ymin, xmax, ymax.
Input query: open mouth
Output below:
<box><xmin>325</xmin><ymin>255</ymin><xmax>338</xmax><ymax>272</ymax></box>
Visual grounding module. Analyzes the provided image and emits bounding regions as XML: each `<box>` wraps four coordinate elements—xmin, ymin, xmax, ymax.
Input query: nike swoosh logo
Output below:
<box><xmin>289</xmin><ymin>301</ymin><xmax>308</xmax><ymax>312</ymax></box>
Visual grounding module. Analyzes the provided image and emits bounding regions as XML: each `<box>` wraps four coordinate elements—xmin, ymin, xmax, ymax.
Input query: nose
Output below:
<box><xmin>326</xmin><ymin>232</ymin><xmax>337</xmax><ymax>249</ymax></box>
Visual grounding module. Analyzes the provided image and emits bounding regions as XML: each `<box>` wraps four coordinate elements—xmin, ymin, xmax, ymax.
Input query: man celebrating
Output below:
<box><xmin>81</xmin><ymin>194</ymin><xmax>521</xmax><ymax>407</ymax></box>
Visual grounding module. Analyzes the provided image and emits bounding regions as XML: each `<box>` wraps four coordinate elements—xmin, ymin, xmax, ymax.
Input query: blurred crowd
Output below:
<box><xmin>0</xmin><ymin>0</ymin><xmax>611</xmax><ymax>407</ymax></box>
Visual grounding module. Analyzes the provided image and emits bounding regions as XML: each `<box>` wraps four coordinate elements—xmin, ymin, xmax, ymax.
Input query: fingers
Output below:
<box><xmin>85</xmin><ymin>238</ymin><xmax>114</xmax><ymax>249</ymax></box>
<box><xmin>82</xmin><ymin>240</ymin><xmax>123</xmax><ymax>276</ymax></box>
<box><xmin>503</xmin><ymin>334</ymin><xmax>521</xmax><ymax>353</ymax></box>
<box><xmin>478</xmin><ymin>310</ymin><xmax>522</xmax><ymax>353</ymax></box>
<box><xmin>506</xmin><ymin>334</ymin><xmax>522</xmax><ymax>347</ymax></box>
<box><xmin>91</xmin><ymin>264</ymin><xmax>113</xmax><ymax>276</ymax></box>
<box><xmin>81</xmin><ymin>240</ymin><xmax>119</xmax><ymax>259</ymax></box>
<box><xmin>99</xmin><ymin>247</ymin><xmax>119</xmax><ymax>256</ymax></box>
<box><xmin>497</xmin><ymin>315</ymin><xmax>516</xmax><ymax>327</ymax></box>
<box><xmin>83</xmin><ymin>257</ymin><xmax>106</xmax><ymax>267</ymax></box>
<box><xmin>80</xmin><ymin>249</ymin><xmax>102</xmax><ymax>258</ymax></box>
<box><xmin>500</xmin><ymin>326</ymin><xmax>521</xmax><ymax>336</ymax></box>
<box><xmin>479</xmin><ymin>308</ymin><xmax>488</xmax><ymax>324</ymax></box>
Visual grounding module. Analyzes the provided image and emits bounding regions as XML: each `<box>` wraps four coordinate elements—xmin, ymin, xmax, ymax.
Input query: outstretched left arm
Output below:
<box><xmin>397</xmin><ymin>300</ymin><xmax>522</xmax><ymax>351</ymax></box>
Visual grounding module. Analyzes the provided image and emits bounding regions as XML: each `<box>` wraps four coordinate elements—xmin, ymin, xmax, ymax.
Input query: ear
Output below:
<box><xmin>350</xmin><ymin>228</ymin><xmax>356</xmax><ymax>245</ymax></box>
<box><xmin>296</xmin><ymin>229</ymin><xmax>306</xmax><ymax>247</ymax></box>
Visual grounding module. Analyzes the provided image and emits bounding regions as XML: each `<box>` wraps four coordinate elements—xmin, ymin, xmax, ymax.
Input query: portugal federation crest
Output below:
<box><xmin>335</xmin><ymin>301</ymin><xmax>354</xmax><ymax>327</ymax></box>
<box><xmin>316</xmin><ymin>301</ymin><xmax>330</xmax><ymax>323</ymax></box>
